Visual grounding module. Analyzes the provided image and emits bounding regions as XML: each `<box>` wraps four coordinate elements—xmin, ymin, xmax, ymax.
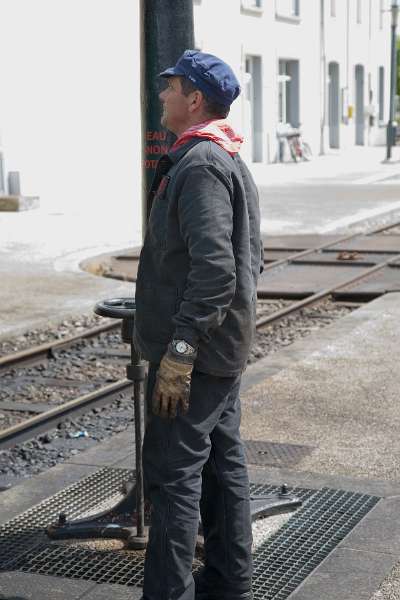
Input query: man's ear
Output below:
<box><xmin>188</xmin><ymin>90</ymin><xmax>204</xmax><ymax>113</ymax></box>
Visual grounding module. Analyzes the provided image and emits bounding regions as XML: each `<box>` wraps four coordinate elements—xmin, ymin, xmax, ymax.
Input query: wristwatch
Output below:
<box><xmin>171</xmin><ymin>339</ymin><xmax>196</xmax><ymax>356</ymax></box>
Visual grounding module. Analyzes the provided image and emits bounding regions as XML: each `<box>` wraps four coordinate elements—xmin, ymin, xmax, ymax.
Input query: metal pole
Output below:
<box><xmin>386</xmin><ymin>1</ymin><xmax>399</xmax><ymax>160</ymax></box>
<box><xmin>140</xmin><ymin>0</ymin><xmax>194</xmax><ymax>240</ymax></box>
<box><xmin>320</xmin><ymin>0</ymin><xmax>326</xmax><ymax>155</ymax></box>
<box><xmin>132</xmin><ymin>343</ymin><xmax>145</xmax><ymax>539</ymax></box>
<box><xmin>345</xmin><ymin>0</ymin><xmax>350</xmax><ymax>123</ymax></box>
<box><xmin>367</xmin><ymin>0</ymin><xmax>372</xmax><ymax>145</ymax></box>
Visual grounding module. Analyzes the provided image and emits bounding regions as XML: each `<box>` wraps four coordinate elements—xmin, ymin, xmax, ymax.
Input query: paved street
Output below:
<box><xmin>250</xmin><ymin>146</ymin><xmax>400</xmax><ymax>234</ymax></box>
<box><xmin>258</xmin><ymin>183</ymin><xmax>400</xmax><ymax>234</ymax></box>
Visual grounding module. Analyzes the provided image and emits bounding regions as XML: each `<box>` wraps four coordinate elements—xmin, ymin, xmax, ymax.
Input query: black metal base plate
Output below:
<box><xmin>0</xmin><ymin>468</ymin><xmax>379</xmax><ymax>600</ymax></box>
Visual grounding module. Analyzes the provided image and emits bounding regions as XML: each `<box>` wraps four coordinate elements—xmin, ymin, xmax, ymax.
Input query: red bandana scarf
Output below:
<box><xmin>170</xmin><ymin>119</ymin><xmax>243</xmax><ymax>156</ymax></box>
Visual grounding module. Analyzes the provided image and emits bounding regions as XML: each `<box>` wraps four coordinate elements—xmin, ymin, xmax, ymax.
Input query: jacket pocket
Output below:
<box><xmin>147</xmin><ymin>178</ymin><xmax>170</xmax><ymax>250</ymax></box>
<box><xmin>135</xmin><ymin>284</ymin><xmax>177</xmax><ymax>343</ymax></box>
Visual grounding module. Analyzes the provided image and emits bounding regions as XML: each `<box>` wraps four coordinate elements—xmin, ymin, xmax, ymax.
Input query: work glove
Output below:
<box><xmin>152</xmin><ymin>344</ymin><xmax>196</xmax><ymax>419</ymax></box>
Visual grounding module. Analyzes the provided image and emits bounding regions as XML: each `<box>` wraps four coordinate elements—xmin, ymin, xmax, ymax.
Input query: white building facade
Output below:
<box><xmin>194</xmin><ymin>0</ymin><xmax>392</xmax><ymax>163</ymax></box>
<box><xmin>0</xmin><ymin>0</ymin><xmax>393</xmax><ymax>223</ymax></box>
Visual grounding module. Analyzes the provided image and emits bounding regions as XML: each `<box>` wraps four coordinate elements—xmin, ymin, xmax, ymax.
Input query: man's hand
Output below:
<box><xmin>152</xmin><ymin>348</ymin><xmax>195</xmax><ymax>419</ymax></box>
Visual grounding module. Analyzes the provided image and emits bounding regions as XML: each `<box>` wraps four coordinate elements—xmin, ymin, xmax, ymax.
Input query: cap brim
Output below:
<box><xmin>158</xmin><ymin>66</ymin><xmax>186</xmax><ymax>78</ymax></box>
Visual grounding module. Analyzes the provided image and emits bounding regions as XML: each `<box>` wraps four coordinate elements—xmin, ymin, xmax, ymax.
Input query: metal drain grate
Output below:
<box><xmin>251</xmin><ymin>484</ymin><xmax>379</xmax><ymax>599</ymax></box>
<box><xmin>0</xmin><ymin>468</ymin><xmax>131</xmax><ymax>570</ymax></box>
<box><xmin>12</xmin><ymin>544</ymin><xmax>145</xmax><ymax>587</ymax></box>
<box><xmin>0</xmin><ymin>468</ymin><xmax>379</xmax><ymax>598</ymax></box>
<box><xmin>243</xmin><ymin>439</ymin><xmax>314</xmax><ymax>467</ymax></box>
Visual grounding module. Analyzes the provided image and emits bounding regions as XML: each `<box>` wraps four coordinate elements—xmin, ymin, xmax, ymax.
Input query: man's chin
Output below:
<box><xmin>160</xmin><ymin>115</ymin><xmax>178</xmax><ymax>136</ymax></box>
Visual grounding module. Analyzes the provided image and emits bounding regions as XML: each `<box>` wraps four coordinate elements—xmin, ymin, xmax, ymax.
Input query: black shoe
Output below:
<box><xmin>195</xmin><ymin>592</ymin><xmax>253</xmax><ymax>600</ymax></box>
<box><xmin>194</xmin><ymin>569</ymin><xmax>253</xmax><ymax>600</ymax></box>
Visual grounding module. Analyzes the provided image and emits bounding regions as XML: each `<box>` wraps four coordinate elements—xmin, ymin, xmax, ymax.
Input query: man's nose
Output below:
<box><xmin>159</xmin><ymin>89</ymin><xmax>166</xmax><ymax>102</ymax></box>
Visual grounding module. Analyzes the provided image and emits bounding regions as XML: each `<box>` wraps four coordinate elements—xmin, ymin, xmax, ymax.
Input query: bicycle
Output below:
<box><xmin>277</xmin><ymin>123</ymin><xmax>312</xmax><ymax>163</ymax></box>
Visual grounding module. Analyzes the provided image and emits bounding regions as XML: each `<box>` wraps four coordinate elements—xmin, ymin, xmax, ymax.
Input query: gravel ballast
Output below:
<box><xmin>0</xmin><ymin>300</ymin><xmax>355</xmax><ymax>487</ymax></box>
<box><xmin>369</xmin><ymin>562</ymin><xmax>400</xmax><ymax>600</ymax></box>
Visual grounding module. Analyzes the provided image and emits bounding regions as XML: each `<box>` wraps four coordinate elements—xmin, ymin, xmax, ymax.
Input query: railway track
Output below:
<box><xmin>256</xmin><ymin>252</ymin><xmax>399</xmax><ymax>328</ymax></box>
<box><xmin>0</xmin><ymin>380</ymin><xmax>132</xmax><ymax>450</ymax></box>
<box><xmin>0</xmin><ymin>300</ymin><xmax>350</xmax><ymax>452</ymax></box>
<box><xmin>1</xmin><ymin>220</ymin><xmax>399</xmax><ymax>453</ymax></box>
<box><xmin>0</xmin><ymin>320</ymin><xmax>120</xmax><ymax>373</ymax></box>
<box><xmin>261</xmin><ymin>218</ymin><xmax>400</xmax><ymax>272</ymax></box>
<box><xmin>0</xmin><ymin>319</ymin><xmax>133</xmax><ymax>449</ymax></box>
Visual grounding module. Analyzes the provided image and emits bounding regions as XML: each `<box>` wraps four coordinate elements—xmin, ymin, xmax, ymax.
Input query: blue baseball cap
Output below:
<box><xmin>159</xmin><ymin>50</ymin><xmax>241</xmax><ymax>107</ymax></box>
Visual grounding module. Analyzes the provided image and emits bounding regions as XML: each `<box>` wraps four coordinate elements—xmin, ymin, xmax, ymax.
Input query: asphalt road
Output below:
<box><xmin>258</xmin><ymin>183</ymin><xmax>400</xmax><ymax>235</ymax></box>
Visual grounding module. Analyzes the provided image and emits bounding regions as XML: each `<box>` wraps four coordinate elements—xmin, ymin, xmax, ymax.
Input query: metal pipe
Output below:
<box><xmin>132</xmin><ymin>348</ymin><xmax>145</xmax><ymax>538</ymax></box>
<box><xmin>386</xmin><ymin>0</ymin><xmax>399</xmax><ymax>160</ymax></box>
<box><xmin>367</xmin><ymin>0</ymin><xmax>372</xmax><ymax>145</ymax></box>
<box><xmin>345</xmin><ymin>0</ymin><xmax>350</xmax><ymax>124</ymax></box>
<box><xmin>320</xmin><ymin>0</ymin><xmax>326</xmax><ymax>155</ymax></box>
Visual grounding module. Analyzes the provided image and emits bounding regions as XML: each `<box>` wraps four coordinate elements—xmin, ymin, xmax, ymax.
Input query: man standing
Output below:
<box><xmin>134</xmin><ymin>50</ymin><xmax>263</xmax><ymax>600</ymax></box>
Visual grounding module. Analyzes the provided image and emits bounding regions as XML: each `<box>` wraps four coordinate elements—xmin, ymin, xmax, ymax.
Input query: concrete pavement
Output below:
<box><xmin>241</xmin><ymin>292</ymin><xmax>400</xmax><ymax>600</ymax></box>
<box><xmin>0</xmin><ymin>210</ymin><xmax>137</xmax><ymax>341</ymax></box>
<box><xmin>242</xmin><ymin>291</ymin><xmax>400</xmax><ymax>482</ymax></box>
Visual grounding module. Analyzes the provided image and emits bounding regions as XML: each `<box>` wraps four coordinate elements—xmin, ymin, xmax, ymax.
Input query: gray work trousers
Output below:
<box><xmin>142</xmin><ymin>363</ymin><xmax>253</xmax><ymax>600</ymax></box>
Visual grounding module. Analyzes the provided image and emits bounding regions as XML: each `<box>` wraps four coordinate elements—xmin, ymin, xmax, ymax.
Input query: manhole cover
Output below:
<box><xmin>243</xmin><ymin>440</ymin><xmax>314</xmax><ymax>467</ymax></box>
<box><xmin>0</xmin><ymin>468</ymin><xmax>379</xmax><ymax>599</ymax></box>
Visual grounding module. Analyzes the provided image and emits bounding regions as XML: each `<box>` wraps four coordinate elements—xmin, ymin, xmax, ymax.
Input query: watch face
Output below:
<box><xmin>175</xmin><ymin>341</ymin><xmax>187</xmax><ymax>354</ymax></box>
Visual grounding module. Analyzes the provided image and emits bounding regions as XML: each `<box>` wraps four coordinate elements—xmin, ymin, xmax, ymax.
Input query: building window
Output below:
<box><xmin>275</xmin><ymin>0</ymin><xmax>300</xmax><ymax>21</ymax></box>
<box><xmin>330</xmin><ymin>0</ymin><xmax>336</xmax><ymax>17</ymax></box>
<box><xmin>357</xmin><ymin>0</ymin><xmax>361</xmax><ymax>23</ymax></box>
<box><xmin>278</xmin><ymin>59</ymin><xmax>300</xmax><ymax>127</ymax></box>
<box><xmin>242</xmin><ymin>0</ymin><xmax>262</xmax><ymax>9</ymax></box>
<box><xmin>275</xmin><ymin>0</ymin><xmax>301</xmax><ymax>21</ymax></box>
<box><xmin>292</xmin><ymin>0</ymin><xmax>300</xmax><ymax>16</ymax></box>
<box><xmin>379</xmin><ymin>66</ymin><xmax>385</xmax><ymax>122</ymax></box>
